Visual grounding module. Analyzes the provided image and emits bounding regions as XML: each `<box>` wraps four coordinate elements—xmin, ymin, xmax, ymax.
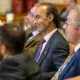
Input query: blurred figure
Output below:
<box><xmin>33</xmin><ymin>3</ymin><xmax>69</xmax><ymax>80</ymax></box>
<box><xmin>60</xmin><ymin>0</ymin><xmax>77</xmax><ymax>25</ymax></box>
<box><xmin>0</xmin><ymin>24</ymin><xmax>41</xmax><ymax>80</ymax></box>
<box><xmin>23</xmin><ymin>5</ymin><xmax>42</xmax><ymax>56</ymax></box>
<box><xmin>52</xmin><ymin>4</ymin><xmax>80</xmax><ymax>80</ymax></box>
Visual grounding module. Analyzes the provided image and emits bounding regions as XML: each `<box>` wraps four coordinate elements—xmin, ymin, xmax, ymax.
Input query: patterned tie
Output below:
<box><xmin>35</xmin><ymin>38</ymin><xmax>46</xmax><ymax>62</ymax></box>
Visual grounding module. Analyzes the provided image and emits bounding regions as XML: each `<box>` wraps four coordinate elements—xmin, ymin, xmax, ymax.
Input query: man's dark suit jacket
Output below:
<box><xmin>33</xmin><ymin>30</ymin><xmax>70</xmax><ymax>80</ymax></box>
<box><xmin>58</xmin><ymin>48</ymin><xmax>80</xmax><ymax>80</ymax></box>
<box><xmin>0</xmin><ymin>53</ymin><xmax>41</xmax><ymax>80</ymax></box>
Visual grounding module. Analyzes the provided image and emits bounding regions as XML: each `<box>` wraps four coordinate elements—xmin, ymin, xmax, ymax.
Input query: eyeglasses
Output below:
<box><xmin>25</xmin><ymin>12</ymin><xmax>35</xmax><ymax>20</ymax></box>
<box><xmin>27</xmin><ymin>12</ymin><xmax>35</xmax><ymax>18</ymax></box>
<box><xmin>65</xmin><ymin>21</ymin><xmax>80</xmax><ymax>26</ymax></box>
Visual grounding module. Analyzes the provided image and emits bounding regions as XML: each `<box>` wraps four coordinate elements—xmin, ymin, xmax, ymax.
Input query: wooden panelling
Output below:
<box><xmin>0</xmin><ymin>4</ymin><xmax>65</xmax><ymax>24</ymax></box>
<box><xmin>55</xmin><ymin>4</ymin><xmax>65</xmax><ymax>13</ymax></box>
<box><xmin>0</xmin><ymin>13</ymin><xmax>26</xmax><ymax>24</ymax></box>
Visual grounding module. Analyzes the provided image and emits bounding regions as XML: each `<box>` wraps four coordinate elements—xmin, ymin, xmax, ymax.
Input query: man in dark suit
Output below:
<box><xmin>52</xmin><ymin>4</ymin><xmax>80</xmax><ymax>80</ymax></box>
<box><xmin>23</xmin><ymin>5</ymin><xmax>42</xmax><ymax>56</ymax></box>
<box><xmin>32</xmin><ymin>3</ymin><xmax>70</xmax><ymax>80</ymax></box>
<box><xmin>0</xmin><ymin>24</ymin><xmax>41</xmax><ymax>80</ymax></box>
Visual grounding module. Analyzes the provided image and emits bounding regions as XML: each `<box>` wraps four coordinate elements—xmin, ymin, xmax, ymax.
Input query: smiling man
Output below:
<box><xmin>32</xmin><ymin>3</ymin><xmax>70</xmax><ymax>80</ymax></box>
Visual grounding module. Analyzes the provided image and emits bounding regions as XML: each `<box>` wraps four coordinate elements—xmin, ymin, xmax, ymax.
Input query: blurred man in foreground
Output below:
<box><xmin>0</xmin><ymin>24</ymin><xmax>41</xmax><ymax>80</ymax></box>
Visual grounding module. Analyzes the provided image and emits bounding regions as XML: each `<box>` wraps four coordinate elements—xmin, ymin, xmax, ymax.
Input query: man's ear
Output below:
<box><xmin>1</xmin><ymin>44</ymin><xmax>7</xmax><ymax>54</ymax></box>
<box><xmin>48</xmin><ymin>14</ymin><xmax>54</xmax><ymax>22</ymax></box>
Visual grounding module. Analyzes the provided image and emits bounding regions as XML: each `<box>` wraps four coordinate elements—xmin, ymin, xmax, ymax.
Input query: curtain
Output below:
<box><xmin>11</xmin><ymin>0</ymin><xmax>37</xmax><ymax>13</ymax></box>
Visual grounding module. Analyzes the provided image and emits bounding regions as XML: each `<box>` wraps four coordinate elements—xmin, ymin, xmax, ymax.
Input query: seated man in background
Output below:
<box><xmin>60</xmin><ymin>0</ymin><xmax>77</xmax><ymax>24</ymax></box>
<box><xmin>60</xmin><ymin>0</ymin><xmax>78</xmax><ymax>36</ymax></box>
<box><xmin>0</xmin><ymin>24</ymin><xmax>41</xmax><ymax>80</ymax></box>
<box><xmin>23</xmin><ymin>4</ymin><xmax>42</xmax><ymax>56</ymax></box>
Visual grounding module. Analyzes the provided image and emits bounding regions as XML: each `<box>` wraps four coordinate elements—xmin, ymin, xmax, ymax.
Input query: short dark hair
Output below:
<box><xmin>0</xmin><ymin>24</ymin><xmax>26</xmax><ymax>53</ymax></box>
<box><xmin>38</xmin><ymin>3</ymin><xmax>61</xmax><ymax>28</ymax></box>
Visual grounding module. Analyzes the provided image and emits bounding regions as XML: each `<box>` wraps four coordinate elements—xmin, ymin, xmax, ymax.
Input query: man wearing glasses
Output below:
<box><xmin>51</xmin><ymin>4</ymin><xmax>80</xmax><ymax>80</ymax></box>
<box><xmin>23</xmin><ymin>5</ymin><xmax>42</xmax><ymax>56</ymax></box>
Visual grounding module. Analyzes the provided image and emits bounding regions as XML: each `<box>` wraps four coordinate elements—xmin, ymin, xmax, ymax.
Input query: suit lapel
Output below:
<box><xmin>59</xmin><ymin>48</ymin><xmax>80</xmax><ymax>80</ymax></box>
<box><xmin>38</xmin><ymin>30</ymin><xmax>59</xmax><ymax>65</ymax></box>
<box><xmin>24</xmin><ymin>37</ymin><xmax>35</xmax><ymax>47</ymax></box>
<box><xmin>24</xmin><ymin>34</ymin><xmax>42</xmax><ymax>47</ymax></box>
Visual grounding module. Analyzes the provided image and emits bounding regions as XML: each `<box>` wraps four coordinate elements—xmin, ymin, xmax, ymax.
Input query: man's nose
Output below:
<box><xmin>34</xmin><ymin>18</ymin><xmax>37</xmax><ymax>25</ymax></box>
